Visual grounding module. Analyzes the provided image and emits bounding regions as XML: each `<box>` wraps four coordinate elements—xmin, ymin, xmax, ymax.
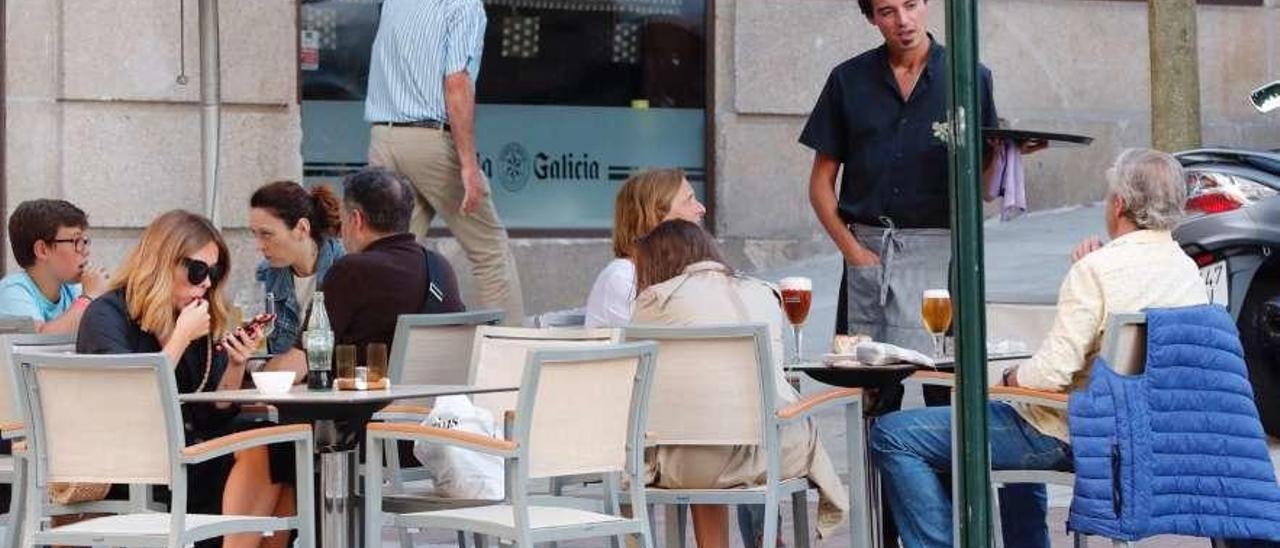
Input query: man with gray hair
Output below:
<box><xmin>868</xmin><ymin>148</ymin><xmax>1208</xmax><ymax>548</ymax></box>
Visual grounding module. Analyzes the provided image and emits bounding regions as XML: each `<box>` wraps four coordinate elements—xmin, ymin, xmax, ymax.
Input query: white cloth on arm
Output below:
<box><xmin>583</xmin><ymin>258</ymin><xmax>635</xmax><ymax>328</ymax></box>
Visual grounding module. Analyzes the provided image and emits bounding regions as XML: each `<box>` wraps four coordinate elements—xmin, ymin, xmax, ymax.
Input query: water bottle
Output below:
<box><xmin>304</xmin><ymin>292</ymin><xmax>334</xmax><ymax>390</ymax></box>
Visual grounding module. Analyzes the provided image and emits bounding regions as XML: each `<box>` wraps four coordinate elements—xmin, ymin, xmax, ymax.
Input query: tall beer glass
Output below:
<box><xmin>780</xmin><ymin>277</ymin><xmax>813</xmax><ymax>364</ymax></box>
<box><xmin>921</xmin><ymin>289</ymin><xmax>953</xmax><ymax>358</ymax></box>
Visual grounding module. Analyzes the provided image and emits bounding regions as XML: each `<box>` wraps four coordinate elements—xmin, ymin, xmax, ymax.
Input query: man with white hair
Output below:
<box><xmin>869</xmin><ymin>148</ymin><xmax>1209</xmax><ymax>548</ymax></box>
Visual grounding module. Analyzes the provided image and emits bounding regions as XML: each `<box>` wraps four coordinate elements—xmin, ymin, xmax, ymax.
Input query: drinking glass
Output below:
<box><xmin>334</xmin><ymin>344</ymin><xmax>357</xmax><ymax>380</ymax></box>
<box><xmin>261</xmin><ymin>292</ymin><xmax>276</xmax><ymax>345</ymax></box>
<box><xmin>367</xmin><ymin>343</ymin><xmax>389</xmax><ymax>385</ymax></box>
<box><xmin>921</xmin><ymin>289</ymin><xmax>953</xmax><ymax>358</ymax></box>
<box><xmin>779</xmin><ymin>277</ymin><xmax>813</xmax><ymax>365</ymax></box>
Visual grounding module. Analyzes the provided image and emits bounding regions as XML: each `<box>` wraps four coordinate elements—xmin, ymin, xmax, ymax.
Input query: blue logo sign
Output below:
<box><xmin>496</xmin><ymin>142</ymin><xmax>532</xmax><ymax>193</ymax></box>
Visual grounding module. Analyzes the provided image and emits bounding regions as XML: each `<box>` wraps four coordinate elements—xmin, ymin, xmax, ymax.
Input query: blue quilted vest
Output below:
<box><xmin>1067</xmin><ymin>305</ymin><xmax>1280</xmax><ymax>542</ymax></box>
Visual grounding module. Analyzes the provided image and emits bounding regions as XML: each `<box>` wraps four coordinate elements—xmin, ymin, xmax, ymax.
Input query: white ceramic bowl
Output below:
<box><xmin>251</xmin><ymin>371</ymin><xmax>296</xmax><ymax>395</ymax></box>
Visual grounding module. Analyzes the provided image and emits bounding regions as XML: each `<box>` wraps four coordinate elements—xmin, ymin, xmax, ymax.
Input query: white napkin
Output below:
<box><xmin>853</xmin><ymin>341</ymin><xmax>935</xmax><ymax>368</ymax></box>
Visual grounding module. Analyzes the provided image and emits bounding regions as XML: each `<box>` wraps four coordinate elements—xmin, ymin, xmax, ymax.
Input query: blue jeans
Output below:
<box><xmin>869</xmin><ymin>402</ymin><xmax>1071</xmax><ymax>548</ymax></box>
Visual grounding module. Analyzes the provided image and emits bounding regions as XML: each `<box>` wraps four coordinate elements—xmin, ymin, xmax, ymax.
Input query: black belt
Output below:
<box><xmin>374</xmin><ymin>119</ymin><xmax>451</xmax><ymax>132</ymax></box>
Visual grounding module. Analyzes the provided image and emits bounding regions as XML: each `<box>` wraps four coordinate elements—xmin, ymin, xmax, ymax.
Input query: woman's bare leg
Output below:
<box><xmin>691</xmin><ymin>504</ymin><xmax>730</xmax><ymax>548</ymax></box>
<box><xmin>223</xmin><ymin>447</ymin><xmax>285</xmax><ymax>548</ymax></box>
<box><xmin>261</xmin><ymin>485</ymin><xmax>296</xmax><ymax>548</ymax></box>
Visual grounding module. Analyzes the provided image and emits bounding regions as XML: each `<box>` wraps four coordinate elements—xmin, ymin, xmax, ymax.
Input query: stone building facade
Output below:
<box><xmin>5</xmin><ymin>0</ymin><xmax>1279</xmax><ymax>317</ymax></box>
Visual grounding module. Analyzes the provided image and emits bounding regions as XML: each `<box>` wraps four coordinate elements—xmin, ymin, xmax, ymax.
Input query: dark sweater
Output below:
<box><xmin>74</xmin><ymin>288</ymin><xmax>237</xmax><ymax>519</ymax></box>
<box><xmin>308</xmin><ymin>233</ymin><xmax>464</xmax><ymax>358</ymax></box>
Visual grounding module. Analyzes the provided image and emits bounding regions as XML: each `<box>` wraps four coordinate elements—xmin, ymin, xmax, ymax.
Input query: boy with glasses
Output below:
<box><xmin>0</xmin><ymin>199</ymin><xmax>109</xmax><ymax>333</ymax></box>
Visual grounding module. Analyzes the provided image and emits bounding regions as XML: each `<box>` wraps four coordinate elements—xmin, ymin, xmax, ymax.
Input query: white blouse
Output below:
<box><xmin>584</xmin><ymin>258</ymin><xmax>636</xmax><ymax>328</ymax></box>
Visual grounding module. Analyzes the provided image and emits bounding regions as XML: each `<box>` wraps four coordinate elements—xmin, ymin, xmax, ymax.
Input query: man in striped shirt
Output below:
<box><xmin>364</xmin><ymin>0</ymin><xmax>524</xmax><ymax>325</ymax></box>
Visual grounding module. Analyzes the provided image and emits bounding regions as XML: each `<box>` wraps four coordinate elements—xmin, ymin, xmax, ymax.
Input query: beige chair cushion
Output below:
<box><xmin>525</xmin><ymin>356</ymin><xmax>639</xmax><ymax>479</ymax></box>
<box><xmin>37</xmin><ymin>366</ymin><xmax>171</xmax><ymax>484</ymax></box>
<box><xmin>646</xmin><ymin>337</ymin><xmax>763</xmax><ymax>446</ymax></box>
<box><xmin>471</xmin><ymin>330</ymin><xmax>616</xmax><ymax>415</ymax></box>
<box><xmin>397</xmin><ymin>325</ymin><xmax>477</xmax><ymax>386</ymax></box>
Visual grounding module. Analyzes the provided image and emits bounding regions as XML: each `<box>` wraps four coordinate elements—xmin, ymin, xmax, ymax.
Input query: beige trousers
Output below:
<box><xmin>368</xmin><ymin>125</ymin><xmax>524</xmax><ymax>325</ymax></box>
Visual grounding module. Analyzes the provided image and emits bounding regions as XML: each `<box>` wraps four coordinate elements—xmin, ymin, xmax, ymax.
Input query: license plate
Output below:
<box><xmin>1200</xmin><ymin>260</ymin><xmax>1230</xmax><ymax>307</ymax></box>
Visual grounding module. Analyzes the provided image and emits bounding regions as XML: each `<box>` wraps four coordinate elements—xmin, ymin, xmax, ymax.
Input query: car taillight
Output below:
<box><xmin>1184</xmin><ymin>171</ymin><xmax>1278</xmax><ymax>216</ymax></box>
<box><xmin>1192</xmin><ymin>252</ymin><xmax>1218</xmax><ymax>267</ymax></box>
<box><xmin>1186</xmin><ymin>192</ymin><xmax>1244</xmax><ymax>214</ymax></box>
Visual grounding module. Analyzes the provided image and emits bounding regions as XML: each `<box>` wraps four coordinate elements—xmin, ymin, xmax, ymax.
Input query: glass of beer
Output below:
<box><xmin>921</xmin><ymin>289</ymin><xmax>953</xmax><ymax>358</ymax></box>
<box><xmin>779</xmin><ymin>277</ymin><xmax>813</xmax><ymax>365</ymax></box>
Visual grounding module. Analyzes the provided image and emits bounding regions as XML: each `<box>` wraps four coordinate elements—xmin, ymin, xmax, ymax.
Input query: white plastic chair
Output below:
<box><xmin>622</xmin><ymin>324</ymin><xmax>866</xmax><ymax>548</ymax></box>
<box><xmin>982</xmin><ymin>314</ymin><xmax>1142</xmax><ymax>548</ymax></box>
<box><xmin>469</xmin><ymin>326</ymin><xmax>621</xmax><ymax>419</ymax></box>
<box><xmin>0</xmin><ymin>333</ymin><xmax>74</xmax><ymax>548</ymax></box>
<box><xmin>376</xmin><ymin>325</ymin><xmax>620</xmax><ymax>547</ymax></box>
<box><xmin>377</xmin><ymin>310</ymin><xmax>505</xmax><ymax>495</ymax></box>
<box><xmin>12</xmin><ymin>351</ymin><xmax>316</xmax><ymax>548</ymax></box>
<box><xmin>387</xmin><ymin>309</ymin><xmax>506</xmax><ymax>389</ymax></box>
<box><xmin>365</xmin><ymin>342</ymin><xmax>660</xmax><ymax>546</ymax></box>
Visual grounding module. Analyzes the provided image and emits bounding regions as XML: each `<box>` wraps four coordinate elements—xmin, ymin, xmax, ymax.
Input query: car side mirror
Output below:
<box><xmin>1250</xmin><ymin>80</ymin><xmax>1280</xmax><ymax>113</ymax></box>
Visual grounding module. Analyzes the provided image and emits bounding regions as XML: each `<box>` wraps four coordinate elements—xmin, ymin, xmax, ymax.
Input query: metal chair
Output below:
<box><xmin>12</xmin><ymin>351</ymin><xmax>316</xmax><ymax>548</ymax></box>
<box><xmin>377</xmin><ymin>309</ymin><xmax>505</xmax><ymax>495</ymax></box>
<box><xmin>907</xmin><ymin>356</ymin><xmax>1080</xmax><ymax>547</ymax></box>
<box><xmin>622</xmin><ymin>324</ymin><xmax>867</xmax><ymax>548</ymax></box>
<box><xmin>469</xmin><ymin>326</ymin><xmax>621</xmax><ymax>418</ymax></box>
<box><xmin>387</xmin><ymin>309</ymin><xmax>506</xmax><ymax>389</ymax></box>
<box><xmin>985</xmin><ymin>313</ymin><xmax>1236</xmax><ymax>548</ymax></box>
<box><xmin>0</xmin><ymin>333</ymin><xmax>74</xmax><ymax>548</ymax></box>
<box><xmin>365</xmin><ymin>342</ymin><xmax>659</xmax><ymax>547</ymax></box>
<box><xmin>375</xmin><ymin>325</ymin><xmax>620</xmax><ymax>547</ymax></box>
<box><xmin>0</xmin><ymin>318</ymin><xmax>35</xmax><ymax>337</ymax></box>
<box><xmin>983</xmin><ymin>314</ymin><xmax>1145</xmax><ymax>548</ymax></box>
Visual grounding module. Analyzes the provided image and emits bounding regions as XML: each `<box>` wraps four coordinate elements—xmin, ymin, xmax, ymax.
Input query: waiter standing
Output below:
<box><xmin>799</xmin><ymin>0</ymin><xmax>1043</xmax><ymax>543</ymax></box>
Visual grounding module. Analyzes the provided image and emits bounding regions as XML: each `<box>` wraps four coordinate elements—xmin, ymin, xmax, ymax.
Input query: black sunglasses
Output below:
<box><xmin>181</xmin><ymin>258</ymin><xmax>226</xmax><ymax>286</ymax></box>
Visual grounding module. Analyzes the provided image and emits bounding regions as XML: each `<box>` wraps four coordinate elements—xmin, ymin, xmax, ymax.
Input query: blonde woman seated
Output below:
<box><xmin>631</xmin><ymin>220</ymin><xmax>849</xmax><ymax>547</ymax></box>
<box><xmin>76</xmin><ymin>210</ymin><xmax>265</xmax><ymax>544</ymax></box>
<box><xmin>584</xmin><ymin>168</ymin><xmax>705</xmax><ymax>328</ymax></box>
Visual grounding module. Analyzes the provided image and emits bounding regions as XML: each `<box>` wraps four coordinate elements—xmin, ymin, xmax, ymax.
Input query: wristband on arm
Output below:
<box><xmin>72</xmin><ymin>295</ymin><xmax>93</xmax><ymax>311</ymax></box>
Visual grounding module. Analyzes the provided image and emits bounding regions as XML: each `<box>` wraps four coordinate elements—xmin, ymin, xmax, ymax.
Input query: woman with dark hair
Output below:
<box><xmin>632</xmin><ymin>220</ymin><xmax>848</xmax><ymax>548</ymax></box>
<box><xmin>77</xmin><ymin>210</ymin><xmax>264</xmax><ymax>534</ymax></box>
<box><xmin>248</xmin><ymin>180</ymin><xmax>345</xmax><ymax>354</ymax></box>
<box><xmin>217</xmin><ymin>181</ymin><xmax>346</xmax><ymax>548</ymax></box>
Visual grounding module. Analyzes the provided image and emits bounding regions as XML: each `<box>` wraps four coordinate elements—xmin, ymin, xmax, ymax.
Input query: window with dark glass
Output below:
<box><xmin>299</xmin><ymin>0</ymin><xmax>709</xmax><ymax>231</ymax></box>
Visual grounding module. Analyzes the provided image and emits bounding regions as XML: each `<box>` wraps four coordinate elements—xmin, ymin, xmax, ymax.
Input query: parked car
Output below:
<box><xmin>1173</xmin><ymin>81</ymin><xmax>1280</xmax><ymax>435</ymax></box>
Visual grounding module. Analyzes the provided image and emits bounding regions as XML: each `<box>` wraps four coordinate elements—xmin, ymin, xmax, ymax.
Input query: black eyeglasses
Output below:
<box><xmin>50</xmin><ymin>237</ymin><xmax>90</xmax><ymax>253</ymax></box>
<box><xmin>181</xmin><ymin>258</ymin><xmax>226</xmax><ymax>286</ymax></box>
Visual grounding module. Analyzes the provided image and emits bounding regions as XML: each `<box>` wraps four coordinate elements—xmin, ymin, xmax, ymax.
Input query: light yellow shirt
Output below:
<box><xmin>1013</xmin><ymin>229</ymin><xmax>1208</xmax><ymax>442</ymax></box>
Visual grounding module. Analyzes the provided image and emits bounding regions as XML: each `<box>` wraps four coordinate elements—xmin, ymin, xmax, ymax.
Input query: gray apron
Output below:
<box><xmin>845</xmin><ymin>218</ymin><xmax>951</xmax><ymax>354</ymax></box>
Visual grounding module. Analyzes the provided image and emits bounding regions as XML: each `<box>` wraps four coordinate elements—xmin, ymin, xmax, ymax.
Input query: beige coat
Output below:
<box><xmin>632</xmin><ymin>261</ymin><xmax>849</xmax><ymax>537</ymax></box>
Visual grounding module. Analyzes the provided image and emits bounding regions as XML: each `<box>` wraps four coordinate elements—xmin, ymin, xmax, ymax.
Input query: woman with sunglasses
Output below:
<box><xmin>76</xmin><ymin>209</ymin><xmax>263</xmax><ymax>528</ymax></box>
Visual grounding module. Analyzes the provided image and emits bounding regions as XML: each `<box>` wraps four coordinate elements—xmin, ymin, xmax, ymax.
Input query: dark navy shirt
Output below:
<box><xmin>800</xmin><ymin>38</ymin><xmax>997</xmax><ymax>229</ymax></box>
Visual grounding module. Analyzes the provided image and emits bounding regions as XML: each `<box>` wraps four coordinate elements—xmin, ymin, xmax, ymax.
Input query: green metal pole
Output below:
<box><xmin>944</xmin><ymin>1</ymin><xmax>992</xmax><ymax>547</ymax></box>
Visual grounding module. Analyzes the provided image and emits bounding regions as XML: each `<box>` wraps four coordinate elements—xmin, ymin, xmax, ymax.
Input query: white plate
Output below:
<box><xmin>1199</xmin><ymin>260</ymin><xmax>1229</xmax><ymax>307</ymax></box>
<box><xmin>821</xmin><ymin>353</ymin><xmax>866</xmax><ymax>368</ymax></box>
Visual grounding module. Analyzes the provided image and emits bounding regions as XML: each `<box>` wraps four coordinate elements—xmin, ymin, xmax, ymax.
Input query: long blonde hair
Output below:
<box><xmin>612</xmin><ymin>168</ymin><xmax>686</xmax><ymax>259</ymax></box>
<box><xmin>111</xmin><ymin>210</ymin><xmax>232</xmax><ymax>340</ymax></box>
